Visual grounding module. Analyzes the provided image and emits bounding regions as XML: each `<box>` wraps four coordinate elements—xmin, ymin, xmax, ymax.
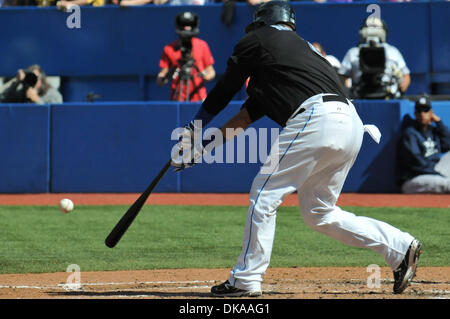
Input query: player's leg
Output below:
<box><xmin>435</xmin><ymin>151</ymin><xmax>450</xmax><ymax>177</ymax></box>
<box><xmin>298</xmin><ymin>174</ymin><xmax>415</xmax><ymax>270</ymax></box>
<box><xmin>223</xmin><ymin>101</ymin><xmax>323</xmax><ymax>293</ymax></box>
<box><xmin>401</xmin><ymin>174</ymin><xmax>450</xmax><ymax>193</ymax></box>
<box><xmin>297</xmin><ymin>100</ymin><xmax>416</xmax><ymax>271</ymax></box>
<box><xmin>401</xmin><ymin>151</ymin><xmax>450</xmax><ymax>193</ymax></box>
<box><xmin>227</xmin><ymin>179</ymin><xmax>296</xmax><ymax>293</ymax></box>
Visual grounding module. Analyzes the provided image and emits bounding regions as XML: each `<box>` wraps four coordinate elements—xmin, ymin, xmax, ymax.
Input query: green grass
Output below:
<box><xmin>0</xmin><ymin>205</ymin><xmax>448</xmax><ymax>274</ymax></box>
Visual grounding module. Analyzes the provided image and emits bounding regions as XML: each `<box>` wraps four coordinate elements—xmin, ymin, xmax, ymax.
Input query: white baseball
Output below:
<box><xmin>59</xmin><ymin>198</ymin><xmax>74</xmax><ymax>213</ymax></box>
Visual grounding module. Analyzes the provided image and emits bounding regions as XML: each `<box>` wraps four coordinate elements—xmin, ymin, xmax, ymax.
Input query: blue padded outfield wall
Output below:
<box><xmin>0</xmin><ymin>104</ymin><xmax>50</xmax><ymax>193</ymax></box>
<box><xmin>1</xmin><ymin>100</ymin><xmax>449</xmax><ymax>194</ymax></box>
<box><xmin>0</xmin><ymin>2</ymin><xmax>449</xmax><ymax>101</ymax></box>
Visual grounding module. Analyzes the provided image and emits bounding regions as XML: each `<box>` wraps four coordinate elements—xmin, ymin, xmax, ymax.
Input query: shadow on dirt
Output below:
<box><xmin>47</xmin><ymin>290</ymin><xmax>295</xmax><ymax>298</ymax></box>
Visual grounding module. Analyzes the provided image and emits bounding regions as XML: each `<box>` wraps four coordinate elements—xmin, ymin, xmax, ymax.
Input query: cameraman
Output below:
<box><xmin>338</xmin><ymin>17</ymin><xmax>410</xmax><ymax>99</ymax></box>
<box><xmin>157</xmin><ymin>12</ymin><xmax>215</xmax><ymax>102</ymax></box>
<box><xmin>0</xmin><ymin>65</ymin><xmax>63</xmax><ymax>104</ymax></box>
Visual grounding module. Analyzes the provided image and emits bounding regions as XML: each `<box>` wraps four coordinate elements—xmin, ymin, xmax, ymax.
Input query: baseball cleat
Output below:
<box><xmin>211</xmin><ymin>280</ymin><xmax>262</xmax><ymax>297</ymax></box>
<box><xmin>393</xmin><ymin>239</ymin><xmax>422</xmax><ymax>294</ymax></box>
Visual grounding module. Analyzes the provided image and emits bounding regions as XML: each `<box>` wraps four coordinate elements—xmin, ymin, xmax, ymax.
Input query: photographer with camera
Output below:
<box><xmin>0</xmin><ymin>65</ymin><xmax>63</xmax><ymax>104</ymax></box>
<box><xmin>157</xmin><ymin>12</ymin><xmax>215</xmax><ymax>102</ymax></box>
<box><xmin>338</xmin><ymin>17</ymin><xmax>410</xmax><ymax>99</ymax></box>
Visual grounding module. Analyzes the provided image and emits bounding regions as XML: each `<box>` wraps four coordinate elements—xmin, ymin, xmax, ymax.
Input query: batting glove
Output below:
<box><xmin>170</xmin><ymin>121</ymin><xmax>205</xmax><ymax>172</ymax></box>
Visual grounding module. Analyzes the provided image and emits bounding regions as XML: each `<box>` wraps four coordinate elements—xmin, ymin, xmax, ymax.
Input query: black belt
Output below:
<box><xmin>290</xmin><ymin>94</ymin><xmax>348</xmax><ymax>119</ymax></box>
<box><xmin>322</xmin><ymin>94</ymin><xmax>348</xmax><ymax>105</ymax></box>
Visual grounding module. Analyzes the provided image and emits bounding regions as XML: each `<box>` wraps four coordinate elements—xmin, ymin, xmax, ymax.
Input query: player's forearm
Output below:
<box><xmin>220</xmin><ymin>107</ymin><xmax>253</xmax><ymax>141</ymax></box>
<box><xmin>157</xmin><ymin>68</ymin><xmax>169</xmax><ymax>86</ymax></box>
<box><xmin>400</xmin><ymin>74</ymin><xmax>411</xmax><ymax>92</ymax></box>
<box><xmin>201</xmin><ymin>66</ymin><xmax>216</xmax><ymax>82</ymax></box>
<box><xmin>435</xmin><ymin>120</ymin><xmax>450</xmax><ymax>152</ymax></box>
<box><xmin>200</xmin><ymin>107</ymin><xmax>252</xmax><ymax>153</ymax></box>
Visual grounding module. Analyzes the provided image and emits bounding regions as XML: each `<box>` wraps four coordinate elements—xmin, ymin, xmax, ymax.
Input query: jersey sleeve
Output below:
<box><xmin>399</xmin><ymin>128</ymin><xmax>434</xmax><ymax>174</ymax></box>
<box><xmin>202</xmin><ymin>33</ymin><xmax>260</xmax><ymax>116</ymax></box>
<box><xmin>242</xmin><ymin>96</ymin><xmax>264</xmax><ymax>123</ymax></box>
<box><xmin>201</xmin><ymin>41</ymin><xmax>215</xmax><ymax>67</ymax></box>
<box><xmin>390</xmin><ymin>45</ymin><xmax>410</xmax><ymax>75</ymax></box>
<box><xmin>436</xmin><ymin>121</ymin><xmax>450</xmax><ymax>153</ymax></box>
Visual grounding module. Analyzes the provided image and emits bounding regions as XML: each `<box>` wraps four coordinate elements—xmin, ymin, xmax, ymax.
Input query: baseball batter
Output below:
<box><xmin>171</xmin><ymin>1</ymin><xmax>422</xmax><ymax>296</ymax></box>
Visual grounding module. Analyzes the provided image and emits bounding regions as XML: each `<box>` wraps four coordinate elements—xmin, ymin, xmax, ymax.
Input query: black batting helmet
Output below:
<box><xmin>245</xmin><ymin>1</ymin><xmax>296</xmax><ymax>34</ymax></box>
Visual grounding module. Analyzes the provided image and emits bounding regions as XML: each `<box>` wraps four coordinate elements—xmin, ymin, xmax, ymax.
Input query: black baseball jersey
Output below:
<box><xmin>202</xmin><ymin>25</ymin><xmax>347</xmax><ymax>127</ymax></box>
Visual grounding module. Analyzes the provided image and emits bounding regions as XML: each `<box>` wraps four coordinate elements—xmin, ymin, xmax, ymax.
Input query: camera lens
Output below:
<box><xmin>23</xmin><ymin>72</ymin><xmax>38</xmax><ymax>87</ymax></box>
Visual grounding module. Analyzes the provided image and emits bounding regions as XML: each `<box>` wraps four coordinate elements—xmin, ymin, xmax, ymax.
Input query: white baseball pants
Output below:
<box><xmin>229</xmin><ymin>93</ymin><xmax>415</xmax><ymax>292</ymax></box>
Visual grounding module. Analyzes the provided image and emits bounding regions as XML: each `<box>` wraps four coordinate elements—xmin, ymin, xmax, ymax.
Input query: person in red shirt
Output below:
<box><xmin>157</xmin><ymin>12</ymin><xmax>215</xmax><ymax>102</ymax></box>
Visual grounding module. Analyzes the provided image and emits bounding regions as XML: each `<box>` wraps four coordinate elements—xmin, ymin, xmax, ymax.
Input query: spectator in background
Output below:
<box><xmin>56</xmin><ymin>0</ymin><xmax>104</xmax><ymax>10</ymax></box>
<box><xmin>312</xmin><ymin>42</ymin><xmax>341</xmax><ymax>71</ymax></box>
<box><xmin>396</xmin><ymin>94</ymin><xmax>450</xmax><ymax>194</ymax></box>
<box><xmin>157</xmin><ymin>11</ymin><xmax>215</xmax><ymax>102</ymax></box>
<box><xmin>1</xmin><ymin>0</ymin><xmax>37</xmax><ymax>5</ymax></box>
<box><xmin>118</xmin><ymin>0</ymin><xmax>153</xmax><ymax>5</ymax></box>
<box><xmin>313</xmin><ymin>0</ymin><xmax>353</xmax><ymax>3</ymax></box>
<box><xmin>311</xmin><ymin>42</ymin><xmax>350</xmax><ymax>94</ymax></box>
<box><xmin>0</xmin><ymin>65</ymin><xmax>63</xmax><ymax>104</ymax></box>
<box><xmin>215</xmin><ymin>0</ymin><xmax>271</xmax><ymax>6</ymax></box>
<box><xmin>339</xmin><ymin>17</ymin><xmax>410</xmax><ymax>99</ymax></box>
<box><xmin>120</xmin><ymin>0</ymin><xmax>209</xmax><ymax>4</ymax></box>
<box><xmin>35</xmin><ymin>0</ymin><xmax>57</xmax><ymax>6</ymax></box>
<box><xmin>246</xmin><ymin>0</ymin><xmax>270</xmax><ymax>5</ymax></box>
<box><xmin>169</xmin><ymin>0</ymin><xmax>207</xmax><ymax>4</ymax></box>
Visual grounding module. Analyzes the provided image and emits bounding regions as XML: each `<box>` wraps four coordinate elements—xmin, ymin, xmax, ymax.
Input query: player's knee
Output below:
<box><xmin>301</xmin><ymin>207</ymin><xmax>324</xmax><ymax>227</ymax></box>
<box><xmin>301</xmin><ymin>206</ymin><xmax>338</xmax><ymax>232</ymax></box>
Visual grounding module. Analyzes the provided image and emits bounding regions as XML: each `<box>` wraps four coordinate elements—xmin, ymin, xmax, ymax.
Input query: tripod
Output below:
<box><xmin>172</xmin><ymin>38</ymin><xmax>205</xmax><ymax>102</ymax></box>
<box><xmin>173</xmin><ymin>57</ymin><xmax>197</xmax><ymax>102</ymax></box>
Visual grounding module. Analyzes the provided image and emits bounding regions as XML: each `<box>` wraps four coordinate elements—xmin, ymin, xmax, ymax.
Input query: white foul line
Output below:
<box><xmin>0</xmin><ymin>279</ymin><xmax>216</xmax><ymax>290</ymax></box>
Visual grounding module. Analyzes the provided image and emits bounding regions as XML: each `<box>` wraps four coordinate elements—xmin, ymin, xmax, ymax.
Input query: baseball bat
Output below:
<box><xmin>105</xmin><ymin>159</ymin><xmax>172</xmax><ymax>248</ymax></box>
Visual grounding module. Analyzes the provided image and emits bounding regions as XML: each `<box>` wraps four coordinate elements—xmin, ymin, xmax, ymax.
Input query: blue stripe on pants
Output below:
<box><xmin>232</xmin><ymin>105</ymin><xmax>315</xmax><ymax>283</ymax></box>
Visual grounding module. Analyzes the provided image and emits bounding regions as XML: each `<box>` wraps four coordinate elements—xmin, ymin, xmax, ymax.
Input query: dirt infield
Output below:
<box><xmin>0</xmin><ymin>193</ymin><xmax>449</xmax><ymax>300</ymax></box>
<box><xmin>0</xmin><ymin>267</ymin><xmax>448</xmax><ymax>299</ymax></box>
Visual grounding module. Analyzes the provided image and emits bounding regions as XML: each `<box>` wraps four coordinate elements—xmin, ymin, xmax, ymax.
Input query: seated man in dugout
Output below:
<box><xmin>396</xmin><ymin>94</ymin><xmax>450</xmax><ymax>194</ymax></box>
